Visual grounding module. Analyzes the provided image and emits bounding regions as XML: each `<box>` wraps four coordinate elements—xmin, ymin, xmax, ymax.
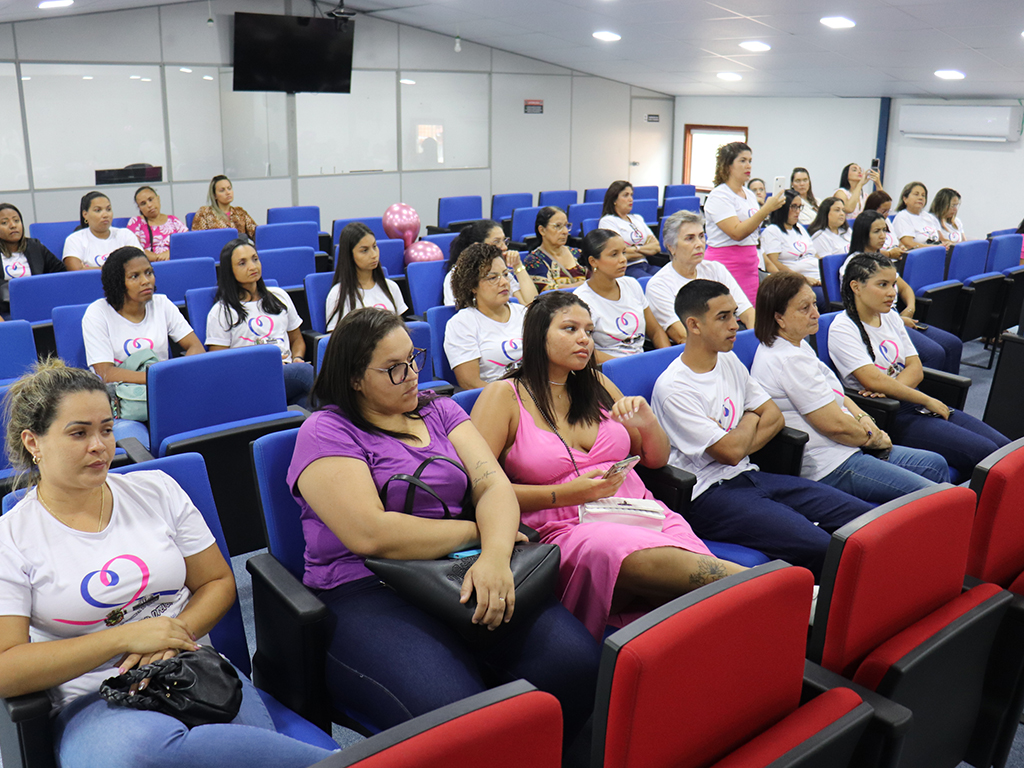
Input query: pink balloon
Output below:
<box><xmin>404</xmin><ymin>240</ymin><xmax>444</xmax><ymax>265</ymax></box>
<box><xmin>382</xmin><ymin>203</ymin><xmax>421</xmax><ymax>249</ymax></box>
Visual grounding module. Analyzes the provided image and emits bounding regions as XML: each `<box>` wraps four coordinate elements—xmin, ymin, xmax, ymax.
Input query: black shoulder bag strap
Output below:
<box><xmin>378</xmin><ymin>456</ymin><xmax>474</xmax><ymax>520</ymax></box>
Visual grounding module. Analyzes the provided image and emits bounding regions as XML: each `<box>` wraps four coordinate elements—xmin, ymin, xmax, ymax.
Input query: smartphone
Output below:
<box><xmin>446</xmin><ymin>548</ymin><xmax>481</xmax><ymax>559</ymax></box>
<box><xmin>915</xmin><ymin>323</ymin><xmax>930</xmax><ymax>330</ymax></box>
<box><xmin>870</xmin><ymin>158</ymin><xmax>880</xmax><ymax>170</ymax></box>
<box><xmin>772</xmin><ymin>175</ymin><xmax>787</xmax><ymax>200</ymax></box>
<box><xmin>603</xmin><ymin>455</ymin><xmax>640</xmax><ymax>480</ymax></box>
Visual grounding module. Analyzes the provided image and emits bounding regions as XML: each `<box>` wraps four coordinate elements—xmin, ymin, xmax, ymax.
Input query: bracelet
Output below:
<box><xmin>514</xmin><ymin>265</ymin><xmax>526</xmax><ymax>273</ymax></box>
<box><xmin>854</xmin><ymin>413</ymin><xmax>866</xmax><ymax>422</ymax></box>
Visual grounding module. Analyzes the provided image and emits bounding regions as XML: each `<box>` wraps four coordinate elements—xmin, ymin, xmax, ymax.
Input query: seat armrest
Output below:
<box><xmin>635</xmin><ymin>463</ymin><xmax>696</xmax><ymax>514</ymax></box>
<box><xmin>845</xmin><ymin>391</ymin><xmax>900</xmax><ymax>432</ymax></box>
<box><xmin>1</xmin><ymin>691</ymin><xmax>55</xmax><ymax>768</ymax></box>
<box><xmin>115</xmin><ymin>436</ymin><xmax>154</xmax><ymax>464</ymax></box>
<box><xmin>287</xmin><ymin>404</ymin><xmax>311</xmax><ymax>418</ymax></box>
<box><xmin>751</xmin><ymin>427</ymin><xmax>808</xmax><ymax>477</ymax></box>
<box><xmin>920</xmin><ymin>368</ymin><xmax>971</xmax><ymax>410</ymax></box>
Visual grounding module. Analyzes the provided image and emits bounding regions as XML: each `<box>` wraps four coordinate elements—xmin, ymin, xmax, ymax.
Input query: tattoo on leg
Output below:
<box><xmin>689</xmin><ymin>556</ymin><xmax>728</xmax><ymax>588</ymax></box>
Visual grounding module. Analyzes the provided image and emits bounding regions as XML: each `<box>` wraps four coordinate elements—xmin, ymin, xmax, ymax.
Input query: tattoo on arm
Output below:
<box><xmin>688</xmin><ymin>556</ymin><xmax>728</xmax><ymax>588</ymax></box>
<box><xmin>471</xmin><ymin>469</ymin><xmax>497</xmax><ymax>489</ymax></box>
<box><xmin>551</xmin><ymin>491</ymin><xmax>556</xmax><ymax>505</ymax></box>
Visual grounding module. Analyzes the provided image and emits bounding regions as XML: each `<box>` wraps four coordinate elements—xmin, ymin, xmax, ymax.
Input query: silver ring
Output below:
<box><xmin>498</xmin><ymin>597</ymin><xmax>506</xmax><ymax>602</ymax></box>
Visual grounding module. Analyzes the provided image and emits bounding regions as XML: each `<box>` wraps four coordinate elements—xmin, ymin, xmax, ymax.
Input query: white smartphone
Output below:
<box><xmin>772</xmin><ymin>175</ymin><xmax>787</xmax><ymax>199</ymax></box>
<box><xmin>603</xmin><ymin>455</ymin><xmax>641</xmax><ymax>480</ymax></box>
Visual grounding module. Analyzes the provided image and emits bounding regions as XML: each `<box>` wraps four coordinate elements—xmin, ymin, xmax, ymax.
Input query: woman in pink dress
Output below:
<box><xmin>472</xmin><ymin>291</ymin><xmax>744</xmax><ymax>638</ymax></box>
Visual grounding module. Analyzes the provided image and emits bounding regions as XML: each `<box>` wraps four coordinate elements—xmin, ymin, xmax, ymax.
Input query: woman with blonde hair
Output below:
<box><xmin>191</xmin><ymin>175</ymin><xmax>257</xmax><ymax>240</ymax></box>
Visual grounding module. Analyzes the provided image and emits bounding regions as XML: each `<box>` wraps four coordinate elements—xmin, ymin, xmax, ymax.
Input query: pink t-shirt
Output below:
<box><xmin>127</xmin><ymin>215</ymin><xmax>188</xmax><ymax>254</ymax></box>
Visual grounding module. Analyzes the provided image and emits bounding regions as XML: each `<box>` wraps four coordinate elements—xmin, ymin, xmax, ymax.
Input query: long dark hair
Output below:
<box><xmin>76</xmin><ymin>191</ymin><xmax>110</xmax><ymax>231</ymax></box>
<box><xmin>0</xmin><ymin>203</ymin><xmax>28</xmax><ymax>256</ymax></box>
<box><xmin>133</xmin><ymin>185</ymin><xmax>158</xmax><ymax>251</ymax></box>
<box><xmin>838</xmin><ymin>163</ymin><xmax>857</xmax><ymax>192</ymax></box>
<box><xmin>328</xmin><ymin>222</ymin><xmax>396</xmax><ymax>327</ymax></box>
<box><xmin>601</xmin><ymin>181</ymin><xmax>632</xmax><ymax>218</ymax></box>
<box><xmin>581</xmin><ymin>228</ymin><xmax>618</xmax><ymax>266</ymax></box>
<box><xmin>312</xmin><ymin>307</ymin><xmax>435</xmax><ymax>441</ymax></box>
<box><xmin>863</xmin><ymin>190</ymin><xmax>891</xmax><ymax>212</ymax></box>
<box><xmin>790</xmin><ymin>167</ymin><xmax>818</xmax><ymax>208</ymax></box>
<box><xmin>101</xmin><ymin>246</ymin><xmax>150</xmax><ymax>311</ymax></box>
<box><xmin>767</xmin><ymin>188</ymin><xmax>799</xmax><ymax>230</ymax></box>
<box><xmin>848</xmin><ymin>211</ymin><xmax>887</xmax><ymax>255</ymax></box>
<box><xmin>504</xmin><ymin>291</ymin><xmax>613</xmax><ymax>428</ymax></box>
<box><xmin>807</xmin><ymin>196</ymin><xmax>848</xmax><ymax>237</ymax></box>
<box><xmin>446</xmin><ymin>219</ymin><xmax>501</xmax><ymax>275</ymax></box>
<box><xmin>840</xmin><ymin>252</ymin><xmax>894</xmax><ymax>363</ymax></box>
<box><xmin>214</xmin><ymin>238</ymin><xmax>285</xmax><ymax>330</ymax></box>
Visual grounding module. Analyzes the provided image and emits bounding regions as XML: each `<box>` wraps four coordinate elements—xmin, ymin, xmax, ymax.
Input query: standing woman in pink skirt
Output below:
<box><xmin>703</xmin><ymin>142</ymin><xmax>785</xmax><ymax>304</ymax></box>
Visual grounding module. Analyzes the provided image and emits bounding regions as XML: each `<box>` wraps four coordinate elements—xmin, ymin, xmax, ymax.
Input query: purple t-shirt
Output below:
<box><xmin>286</xmin><ymin>399</ymin><xmax>471</xmax><ymax>590</ymax></box>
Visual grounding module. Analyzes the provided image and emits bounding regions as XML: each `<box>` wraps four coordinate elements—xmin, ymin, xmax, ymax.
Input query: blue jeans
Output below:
<box><xmin>318</xmin><ymin>576</ymin><xmax>600</xmax><ymax>740</ymax></box>
<box><xmin>283</xmin><ymin>361</ymin><xmax>314</xmax><ymax>408</ymax></box>
<box><xmin>908</xmin><ymin>326</ymin><xmax>963</xmax><ymax>374</ymax></box>
<box><xmin>625</xmin><ymin>261</ymin><xmax>660</xmax><ymax>278</ymax></box>
<box><xmin>891</xmin><ymin>402</ymin><xmax>1008</xmax><ymax>479</ymax></box>
<box><xmin>687</xmin><ymin>470</ymin><xmax>872</xmax><ymax>578</ymax></box>
<box><xmin>54</xmin><ymin>667</ymin><xmax>339</xmax><ymax>768</ymax></box>
<box><xmin>819</xmin><ymin>447</ymin><xmax>948</xmax><ymax>504</ymax></box>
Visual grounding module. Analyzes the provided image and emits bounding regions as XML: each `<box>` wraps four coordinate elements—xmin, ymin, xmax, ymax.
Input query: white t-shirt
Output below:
<box><xmin>704</xmin><ymin>184</ymin><xmax>760</xmax><ymax>248</ymax></box>
<box><xmin>1</xmin><ymin>251</ymin><xmax>31</xmax><ymax>301</ymax></box>
<box><xmin>598</xmin><ymin>214</ymin><xmax>654</xmax><ymax>265</ymax></box>
<box><xmin>444</xmin><ymin>302</ymin><xmax>527</xmax><ymax>383</ymax></box>
<box><xmin>83</xmin><ymin>294</ymin><xmax>195</xmax><ymax>368</ymax></box>
<box><xmin>205</xmin><ymin>287</ymin><xmax>302</xmax><ymax>361</ymax></box>
<box><xmin>937</xmin><ymin>217</ymin><xmax>966</xmax><ymax>244</ymax></box>
<box><xmin>0</xmin><ymin>471</ymin><xmax>216</xmax><ymax>710</ymax></box>
<box><xmin>62</xmin><ymin>227</ymin><xmax>140</xmax><ymax>268</ymax></box>
<box><xmin>892</xmin><ymin>210</ymin><xmax>940</xmax><ymax>246</ymax></box>
<box><xmin>574</xmin><ymin>277</ymin><xmax>648</xmax><ymax>357</ymax></box>
<box><xmin>811</xmin><ymin>228</ymin><xmax>851</xmax><ymax>257</ymax></box>
<box><xmin>645</xmin><ymin>260</ymin><xmax>753</xmax><ymax>331</ymax></box>
<box><xmin>751</xmin><ymin>339</ymin><xmax>858</xmax><ymax>481</ymax></box>
<box><xmin>798</xmin><ymin>201</ymin><xmax>818</xmax><ymax>227</ymax></box>
<box><xmin>834</xmin><ymin>187</ymin><xmax>869</xmax><ymax>218</ymax></box>
<box><xmin>443</xmin><ymin>269</ymin><xmax>520</xmax><ymax>307</ymax></box>
<box><xmin>761</xmin><ymin>223</ymin><xmax>819</xmax><ymax>279</ymax></box>
<box><xmin>652</xmin><ymin>351</ymin><xmax>771</xmax><ymax>499</ymax></box>
<box><xmin>828</xmin><ymin>309</ymin><xmax>918</xmax><ymax>390</ymax></box>
<box><xmin>325</xmin><ymin>278</ymin><xmax>408</xmax><ymax>332</ymax></box>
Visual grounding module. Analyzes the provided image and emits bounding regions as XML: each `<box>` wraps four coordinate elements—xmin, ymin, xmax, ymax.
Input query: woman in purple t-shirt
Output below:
<box><xmin>286</xmin><ymin>307</ymin><xmax>598</xmax><ymax>741</ymax></box>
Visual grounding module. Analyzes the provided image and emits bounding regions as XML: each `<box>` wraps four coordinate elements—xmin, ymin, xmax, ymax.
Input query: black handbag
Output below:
<box><xmin>99</xmin><ymin>645</ymin><xmax>243</xmax><ymax>728</ymax></box>
<box><xmin>364</xmin><ymin>456</ymin><xmax>560</xmax><ymax>645</ymax></box>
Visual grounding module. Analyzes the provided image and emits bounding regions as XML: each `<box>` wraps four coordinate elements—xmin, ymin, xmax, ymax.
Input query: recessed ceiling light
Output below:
<box><xmin>739</xmin><ymin>41</ymin><xmax>771</xmax><ymax>52</ymax></box>
<box><xmin>820</xmin><ymin>16</ymin><xmax>855</xmax><ymax>29</ymax></box>
<box><xmin>82</xmin><ymin>76</ymin><xmax>93</xmax><ymax>80</ymax></box>
<box><xmin>38</xmin><ymin>0</ymin><xmax>73</xmax><ymax>8</ymax></box>
<box><xmin>129</xmin><ymin>75</ymin><xmax>141</xmax><ymax>80</ymax></box>
<box><xmin>592</xmin><ymin>31</ymin><xmax>621</xmax><ymax>42</ymax></box>
<box><xmin>934</xmin><ymin>70</ymin><xmax>965</xmax><ymax>80</ymax></box>
<box><xmin>141</xmin><ymin>78</ymin><xmax>152</xmax><ymax>82</ymax></box>
<box><xmin>203</xmin><ymin>75</ymin><xmax>214</xmax><ymax>81</ymax></box>
<box><xmin>399</xmin><ymin>79</ymin><xmax>416</xmax><ymax>85</ymax></box>
<box><xmin>179</xmin><ymin>67</ymin><xmax>192</xmax><ymax>73</ymax></box>
<box><xmin>717</xmin><ymin>72</ymin><xmax>743</xmax><ymax>81</ymax></box>
<box><xmin>21</xmin><ymin>76</ymin><xmax>30</xmax><ymax>81</ymax></box>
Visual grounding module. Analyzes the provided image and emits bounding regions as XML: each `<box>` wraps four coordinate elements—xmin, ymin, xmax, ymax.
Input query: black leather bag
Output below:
<box><xmin>99</xmin><ymin>645</ymin><xmax>243</xmax><ymax>728</ymax></box>
<box><xmin>364</xmin><ymin>456</ymin><xmax>559</xmax><ymax>645</ymax></box>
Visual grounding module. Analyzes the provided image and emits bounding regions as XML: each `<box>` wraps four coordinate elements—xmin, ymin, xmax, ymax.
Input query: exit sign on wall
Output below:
<box><xmin>524</xmin><ymin>99</ymin><xmax>544</xmax><ymax>114</ymax></box>
<box><xmin>646</xmin><ymin>114</ymin><xmax>660</xmax><ymax>123</ymax></box>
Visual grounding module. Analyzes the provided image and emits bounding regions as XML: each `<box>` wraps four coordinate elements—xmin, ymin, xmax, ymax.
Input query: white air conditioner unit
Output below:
<box><xmin>898</xmin><ymin>105</ymin><xmax>1024</xmax><ymax>143</ymax></box>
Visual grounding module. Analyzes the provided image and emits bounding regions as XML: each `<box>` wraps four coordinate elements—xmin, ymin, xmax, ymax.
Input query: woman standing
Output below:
<box><xmin>192</xmin><ymin>176</ymin><xmax>257</xmax><ymax>241</ymax></box>
<box><xmin>0</xmin><ymin>203</ymin><xmax>65</xmax><ymax>305</ymax></box>
<box><xmin>63</xmin><ymin>192</ymin><xmax>140</xmax><ymax>271</ymax></box>
<box><xmin>127</xmin><ymin>186</ymin><xmax>187</xmax><ymax>261</ymax></box>
<box><xmin>807</xmin><ymin>196</ymin><xmax>851</xmax><ymax>256</ymax></box>
<box><xmin>596</xmin><ymin>181</ymin><xmax>660</xmax><ymax>278</ymax></box>
<box><xmin>523</xmin><ymin>207</ymin><xmax>587</xmax><ymax>291</ymax></box>
<box><xmin>790</xmin><ymin>167</ymin><xmax>820</xmax><ymax>226</ymax></box>
<box><xmin>703</xmin><ymin>142</ymin><xmax>785</xmax><ymax>304</ymax></box>
<box><xmin>326</xmin><ymin>223</ymin><xmax>407</xmax><ymax>331</ymax></box>
<box><xmin>833</xmin><ymin>162</ymin><xmax>883</xmax><ymax>216</ymax></box>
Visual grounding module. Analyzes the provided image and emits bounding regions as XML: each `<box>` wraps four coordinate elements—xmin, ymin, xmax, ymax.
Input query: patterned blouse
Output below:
<box><xmin>524</xmin><ymin>246</ymin><xmax>587</xmax><ymax>291</ymax></box>
<box><xmin>191</xmin><ymin>205</ymin><xmax>257</xmax><ymax>240</ymax></box>
<box><xmin>127</xmin><ymin>215</ymin><xmax>188</xmax><ymax>254</ymax></box>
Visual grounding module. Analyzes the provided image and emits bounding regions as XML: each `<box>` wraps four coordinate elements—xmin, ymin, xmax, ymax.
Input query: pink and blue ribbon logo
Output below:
<box><xmin>4</xmin><ymin>262</ymin><xmax>28</xmax><ymax>279</ymax></box>
<box><xmin>56</xmin><ymin>554</ymin><xmax>164</xmax><ymax>626</ymax></box>
<box><xmin>720</xmin><ymin>396</ymin><xmax>737</xmax><ymax>431</ymax></box>
<box><xmin>487</xmin><ymin>337</ymin><xmax>523</xmax><ymax>366</ymax></box>
<box><xmin>122</xmin><ymin>338</ymin><xmax>155</xmax><ymax>357</ymax></box>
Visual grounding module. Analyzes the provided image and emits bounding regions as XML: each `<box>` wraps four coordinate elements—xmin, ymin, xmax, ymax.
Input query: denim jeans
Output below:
<box><xmin>283</xmin><ymin>360</ymin><xmax>315</xmax><ymax>408</ymax></box>
<box><xmin>891</xmin><ymin>402</ymin><xmax>1009</xmax><ymax>479</ymax></box>
<box><xmin>819</xmin><ymin>446</ymin><xmax>948</xmax><ymax>504</ymax></box>
<box><xmin>908</xmin><ymin>326</ymin><xmax>963</xmax><ymax>374</ymax></box>
<box><xmin>625</xmin><ymin>261</ymin><xmax>660</xmax><ymax>278</ymax></box>
<box><xmin>54</xmin><ymin>666</ymin><xmax>339</xmax><ymax>768</ymax></box>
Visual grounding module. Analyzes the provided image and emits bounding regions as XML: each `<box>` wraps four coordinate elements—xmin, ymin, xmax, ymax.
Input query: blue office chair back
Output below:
<box><xmin>9</xmin><ymin>270</ymin><xmax>103</xmax><ymax>323</ymax></box>
<box><xmin>333</xmin><ymin>217</ymin><xmax>387</xmax><ymax>244</ymax></box>
<box><xmin>582</xmin><ymin>218</ymin><xmax>601</xmax><ymax>235</ymax></box>
<box><xmin>662</xmin><ymin>196</ymin><xmax>700</xmax><ymax>218</ymax></box>
<box><xmin>632</xmin><ymin>186</ymin><xmax>658</xmax><ymax>201</ymax></box>
<box><xmin>152</xmin><ymin>257</ymin><xmax>217</xmax><ymax>305</ymax></box>
<box><xmin>902</xmin><ymin>245</ymin><xmax>949</xmax><ymax>291</ymax></box>
<box><xmin>821</xmin><ymin>253</ymin><xmax>847</xmax><ymax>307</ymax></box>
<box><xmin>567</xmin><ymin>202</ymin><xmax>603</xmax><ymax>237</ymax></box>
<box><xmin>731</xmin><ymin>329</ymin><xmax>759</xmax><ymax>371</ymax></box>
<box><xmin>169</xmin><ymin>228</ymin><xmax>236</xmax><ymax>261</ymax></box>
<box><xmin>422</xmin><ymin>232</ymin><xmax>459</xmax><ymax>260</ymax></box>
<box><xmin>438</xmin><ymin>196</ymin><xmax>482</xmax><ymax>229</ymax></box>
<box><xmin>112</xmin><ymin>453</ymin><xmax>251</xmax><ymax>676</ymax></box>
<box><xmin>602</xmin><ymin>346</ymin><xmax>681</xmax><ymax>402</ymax></box>
<box><xmin>451</xmin><ymin>388</ymin><xmax>482</xmax><ymax>414</ymax></box>
<box><xmin>29</xmin><ymin>220</ymin><xmax>78</xmax><ymax>258</ymax></box>
<box><xmin>538</xmin><ymin>190</ymin><xmax>577</xmax><ymax>209</ymax></box>
<box><xmin>304</xmin><ymin>272</ymin><xmax>333</xmax><ymax>334</ymax></box>
<box><xmin>986</xmin><ymin>234</ymin><xmax>1024</xmax><ymax>273</ymax></box>
<box><xmin>185</xmin><ymin>212</ymin><xmax>195</xmax><ymax>229</ymax></box>
<box><xmin>407</xmin><ymin>260</ymin><xmax>446</xmax><ymax>316</ymax></box>
<box><xmin>251</xmin><ymin>429</ymin><xmax>306</xmax><ymax>581</ymax></box>
<box><xmin>0</xmin><ymin>320</ymin><xmax>37</xmax><ymax>384</ymax></box>
<box><xmin>52</xmin><ymin>303</ymin><xmax>92</xmax><ymax>369</ymax></box>
<box><xmin>112</xmin><ymin>217</ymin><xmax>130</xmax><ymax>228</ymax></box>
<box><xmin>815</xmin><ymin>311</ymin><xmax>841</xmax><ymax>371</ymax></box>
<box><xmin>633</xmin><ymin>199</ymin><xmax>658</xmax><ymax>225</ymax></box>
<box><xmin>636</xmin><ymin>275</ymin><xmax>652</xmax><ymax>293</ymax></box>
<box><xmin>511</xmin><ymin>206</ymin><xmax>544</xmax><ymax>243</ymax></box>
<box><xmin>584</xmin><ymin>188</ymin><xmax>607</xmax><ymax>203</ymax></box>
<box><xmin>426</xmin><ymin>305</ymin><xmax>458</xmax><ymax>384</ymax></box>
<box><xmin>254</xmin><ymin>222</ymin><xmax>318</xmax><ymax>252</ymax></box>
<box><xmin>988</xmin><ymin>228</ymin><xmax>1018</xmax><ymax>238</ymax></box>
<box><xmin>492</xmin><ymin>193</ymin><xmax>532</xmax><ymax>222</ymax></box>
<box><xmin>665</xmin><ymin>184</ymin><xmax>696</xmax><ymax>199</ymax></box>
<box><xmin>947</xmin><ymin>240</ymin><xmax>991</xmax><ymax>283</ymax></box>
<box><xmin>377</xmin><ymin>238</ymin><xmax>406</xmax><ymax>277</ymax></box>
<box><xmin>148</xmin><ymin>346</ymin><xmax>288</xmax><ymax>457</ymax></box>
<box><xmin>256</xmin><ymin>246</ymin><xmax>316</xmax><ymax>289</ymax></box>
<box><xmin>267</xmin><ymin>205</ymin><xmax>320</xmax><ymax>228</ymax></box>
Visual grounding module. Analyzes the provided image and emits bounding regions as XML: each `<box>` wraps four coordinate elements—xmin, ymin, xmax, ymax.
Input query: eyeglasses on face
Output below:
<box><xmin>368</xmin><ymin>347</ymin><xmax>427</xmax><ymax>385</ymax></box>
<box><xmin>480</xmin><ymin>269</ymin><xmax>513</xmax><ymax>286</ymax></box>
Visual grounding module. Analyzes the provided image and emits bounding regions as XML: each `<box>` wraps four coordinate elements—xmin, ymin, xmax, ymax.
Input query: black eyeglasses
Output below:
<box><xmin>368</xmin><ymin>348</ymin><xmax>426</xmax><ymax>385</ymax></box>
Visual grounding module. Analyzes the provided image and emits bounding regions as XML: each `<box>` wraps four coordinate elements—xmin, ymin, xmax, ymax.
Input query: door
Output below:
<box><xmin>629</xmin><ymin>98</ymin><xmax>673</xmax><ymax>194</ymax></box>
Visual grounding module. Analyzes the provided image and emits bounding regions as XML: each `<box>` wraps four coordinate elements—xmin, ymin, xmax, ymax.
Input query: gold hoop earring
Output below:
<box><xmin>32</xmin><ymin>454</ymin><xmax>40</xmax><ymax>465</ymax></box>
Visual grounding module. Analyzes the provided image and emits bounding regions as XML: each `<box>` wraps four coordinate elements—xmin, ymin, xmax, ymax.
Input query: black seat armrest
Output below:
<box><xmin>635</xmin><ymin>463</ymin><xmax>696</xmax><ymax>514</ymax></box>
<box><xmin>1</xmin><ymin>691</ymin><xmax>55</xmax><ymax>768</ymax></box>
<box><xmin>919</xmin><ymin>368</ymin><xmax>971</xmax><ymax>410</ymax></box>
<box><xmin>751</xmin><ymin>427</ymin><xmax>808</xmax><ymax>477</ymax></box>
<box><xmin>845</xmin><ymin>391</ymin><xmax>900</xmax><ymax>432</ymax></box>
<box><xmin>114</xmin><ymin>437</ymin><xmax>154</xmax><ymax>464</ymax></box>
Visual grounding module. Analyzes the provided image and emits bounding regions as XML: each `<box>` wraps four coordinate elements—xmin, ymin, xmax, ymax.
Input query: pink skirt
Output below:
<box><xmin>705</xmin><ymin>244</ymin><xmax>759</xmax><ymax>306</ymax></box>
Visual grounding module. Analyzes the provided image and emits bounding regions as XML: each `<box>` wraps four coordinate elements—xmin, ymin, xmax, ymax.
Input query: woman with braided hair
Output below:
<box><xmin>826</xmin><ymin>252</ymin><xmax>1007</xmax><ymax>478</ymax></box>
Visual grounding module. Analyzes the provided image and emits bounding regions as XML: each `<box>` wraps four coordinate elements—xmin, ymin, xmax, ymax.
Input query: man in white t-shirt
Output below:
<box><xmin>651</xmin><ymin>279</ymin><xmax>871</xmax><ymax>576</ymax></box>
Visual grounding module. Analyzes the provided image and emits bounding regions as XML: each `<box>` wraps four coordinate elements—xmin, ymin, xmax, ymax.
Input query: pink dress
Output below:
<box><xmin>503</xmin><ymin>382</ymin><xmax>712</xmax><ymax>639</ymax></box>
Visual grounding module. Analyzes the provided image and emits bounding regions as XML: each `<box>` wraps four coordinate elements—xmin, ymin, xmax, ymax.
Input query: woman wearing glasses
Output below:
<box><xmin>286</xmin><ymin>306</ymin><xmax>599</xmax><ymax>746</ymax></box>
<box><xmin>442</xmin><ymin>220</ymin><xmax>537</xmax><ymax>306</ymax></box>
<box><xmin>444</xmin><ymin>243</ymin><xmax>529</xmax><ymax>390</ymax></box>
<box><xmin>523</xmin><ymin>207</ymin><xmax>587</xmax><ymax>291</ymax></box>
<box><xmin>761</xmin><ymin>190</ymin><xmax>820</xmax><ymax>283</ymax></box>
<box><xmin>597</xmin><ymin>181</ymin><xmax>661</xmax><ymax>278</ymax></box>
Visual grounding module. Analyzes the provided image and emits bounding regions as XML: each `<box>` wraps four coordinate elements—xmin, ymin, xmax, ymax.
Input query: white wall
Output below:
<box><xmin>885</xmin><ymin>99</ymin><xmax>1023</xmax><ymax>238</ymax></box>
<box><xmin>672</xmin><ymin>96</ymin><xmax>881</xmax><ymax>201</ymax></box>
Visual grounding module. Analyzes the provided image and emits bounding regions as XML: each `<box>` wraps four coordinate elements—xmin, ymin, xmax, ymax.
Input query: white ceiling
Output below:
<box><xmin>6</xmin><ymin>0</ymin><xmax>1024</xmax><ymax>98</ymax></box>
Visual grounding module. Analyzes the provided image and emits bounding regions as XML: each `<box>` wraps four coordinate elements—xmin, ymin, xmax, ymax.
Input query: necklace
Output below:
<box><xmin>37</xmin><ymin>484</ymin><xmax>106</xmax><ymax>533</ymax></box>
<box><xmin>549</xmin><ymin>380</ymin><xmax>566</xmax><ymax>385</ymax></box>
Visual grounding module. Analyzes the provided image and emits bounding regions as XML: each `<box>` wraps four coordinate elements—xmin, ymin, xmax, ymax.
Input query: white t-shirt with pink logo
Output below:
<box><xmin>761</xmin><ymin>223</ymin><xmax>819</xmax><ymax>279</ymax></box>
<box><xmin>653</xmin><ymin>351</ymin><xmax>771</xmax><ymax>499</ymax></box>
<box><xmin>444</xmin><ymin>302</ymin><xmax>527</xmax><ymax>383</ymax></box>
<box><xmin>828</xmin><ymin>309</ymin><xmax>919</xmax><ymax>391</ymax></box>
<box><xmin>83</xmin><ymin>294</ymin><xmax>195</xmax><ymax>367</ymax></box>
<box><xmin>1</xmin><ymin>251</ymin><xmax>31</xmax><ymax>301</ymax></box>
<box><xmin>204</xmin><ymin>286</ymin><xmax>302</xmax><ymax>361</ymax></box>
<box><xmin>62</xmin><ymin>227</ymin><xmax>140</xmax><ymax>268</ymax></box>
<box><xmin>704</xmin><ymin>184</ymin><xmax>761</xmax><ymax>248</ymax></box>
<box><xmin>573</xmin><ymin>277</ymin><xmax>648</xmax><ymax>357</ymax></box>
<box><xmin>892</xmin><ymin>210</ymin><xmax>940</xmax><ymax>246</ymax></box>
<box><xmin>325</xmin><ymin>278</ymin><xmax>408</xmax><ymax>331</ymax></box>
<box><xmin>937</xmin><ymin>217</ymin><xmax>966</xmax><ymax>244</ymax></box>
